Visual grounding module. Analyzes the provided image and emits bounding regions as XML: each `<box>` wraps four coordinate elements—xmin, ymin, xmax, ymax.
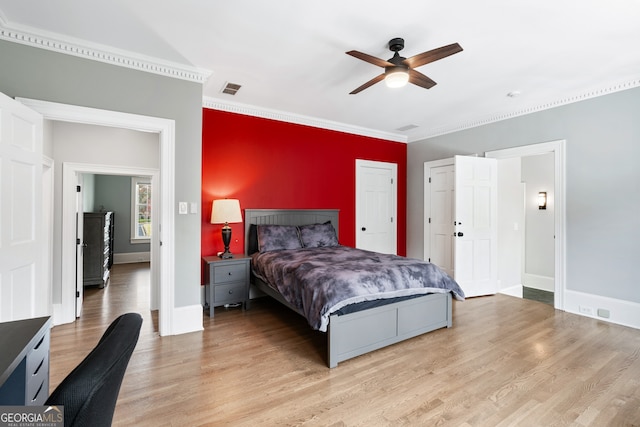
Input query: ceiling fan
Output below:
<box><xmin>346</xmin><ymin>37</ymin><xmax>463</xmax><ymax>94</ymax></box>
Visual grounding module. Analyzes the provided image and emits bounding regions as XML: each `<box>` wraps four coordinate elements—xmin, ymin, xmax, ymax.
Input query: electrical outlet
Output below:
<box><xmin>597</xmin><ymin>308</ymin><xmax>610</xmax><ymax>318</ymax></box>
<box><xmin>579</xmin><ymin>305</ymin><xmax>594</xmax><ymax>315</ymax></box>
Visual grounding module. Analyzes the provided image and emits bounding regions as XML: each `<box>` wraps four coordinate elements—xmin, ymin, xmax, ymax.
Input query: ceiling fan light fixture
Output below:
<box><xmin>385</xmin><ymin>68</ymin><xmax>409</xmax><ymax>88</ymax></box>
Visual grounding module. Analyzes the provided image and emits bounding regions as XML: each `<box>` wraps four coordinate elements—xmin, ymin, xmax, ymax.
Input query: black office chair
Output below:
<box><xmin>46</xmin><ymin>313</ymin><xmax>143</xmax><ymax>427</ymax></box>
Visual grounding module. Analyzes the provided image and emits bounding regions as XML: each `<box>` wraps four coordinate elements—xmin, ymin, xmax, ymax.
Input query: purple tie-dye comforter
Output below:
<box><xmin>251</xmin><ymin>246</ymin><xmax>465</xmax><ymax>332</ymax></box>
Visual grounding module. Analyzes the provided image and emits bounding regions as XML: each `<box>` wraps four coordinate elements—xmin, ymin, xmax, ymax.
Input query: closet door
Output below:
<box><xmin>0</xmin><ymin>93</ymin><xmax>44</xmax><ymax>321</ymax></box>
<box><xmin>453</xmin><ymin>156</ymin><xmax>497</xmax><ymax>297</ymax></box>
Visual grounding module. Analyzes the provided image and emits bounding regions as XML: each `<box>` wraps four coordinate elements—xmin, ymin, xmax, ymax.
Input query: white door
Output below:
<box><xmin>0</xmin><ymin>92</ymin><xmax>44</xmax><ymax>321</ymax></box>
<box><xmin>75</xmin><ymin>174</ymin><xmax>84</xmax><ymax>317</ymax></box>
<box><xmin>428</xmin><ymin>165</ymin><xmax>455</xmax><ymax>278</ymax></box>
<box><xmin>454</xmin><ymin>155</ymin><xmax>498</xmax><ymax>297</ymax></box>
<box><xmin>355</xmin><ymin>159</ymin><xmax>397</xmax><ymax>254</ymax></box>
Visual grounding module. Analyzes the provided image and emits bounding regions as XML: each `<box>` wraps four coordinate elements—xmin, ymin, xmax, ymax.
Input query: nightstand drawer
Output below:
<box><xmin>213</xmin><ymin>282</ymin><xmax>247</xmax><ymax>305</ymax></box>
<box><xmin>213</xmin><ymin>263</ymin><xmax>247</xmax><ymax>284</ymax></box>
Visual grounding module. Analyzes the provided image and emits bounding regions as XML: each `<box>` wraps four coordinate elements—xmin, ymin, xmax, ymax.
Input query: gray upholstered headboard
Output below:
<box><xmin>244</xmin><ymin>209</ymin><xmax>339</xmax><ymax>255</ymax></box>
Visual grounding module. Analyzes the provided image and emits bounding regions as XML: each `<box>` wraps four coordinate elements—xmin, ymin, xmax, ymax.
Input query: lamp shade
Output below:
<box><xmin>211</xmin><ymin>199</ymin><xmax>242</xmax><ymax>224</ymax></box>
<box><xmin>385</xmin><ymin>68</ymin><xmax>409</xmax><ymax>88</ymax></box>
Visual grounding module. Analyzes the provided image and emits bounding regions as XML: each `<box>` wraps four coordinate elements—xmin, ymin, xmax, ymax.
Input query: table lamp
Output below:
<box><xmin>211</xmin><ymin>199</ymin><xmax>242</xmax><ymax>258</ymax></box>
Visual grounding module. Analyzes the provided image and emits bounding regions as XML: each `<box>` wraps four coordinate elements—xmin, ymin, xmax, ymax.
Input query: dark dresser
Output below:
<box><xmin>83</xmin><ymin>212</ymin><xmax>114</xmax><ymax>288</ymax></box>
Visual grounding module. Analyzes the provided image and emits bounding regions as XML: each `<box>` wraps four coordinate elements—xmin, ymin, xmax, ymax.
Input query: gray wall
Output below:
<box><xmin>94</xmin><ymin>175</ymin><xmax>151</xmax><ymax>254</ymax></box>
<box><xmin>0</xmin><ymin>39</ymin><xmax>202</xmax><ymax>308</ymax></box>
<box><xmin>408</xmin><ymin>86</ymin><xmax>640</xmax><ymax>304</ymax></box>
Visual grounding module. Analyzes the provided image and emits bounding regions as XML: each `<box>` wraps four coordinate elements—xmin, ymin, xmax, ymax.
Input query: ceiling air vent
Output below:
<box><xmin>396</xmin><ymin>124</ymin><xmax>419</xmax><ymax>132</ymax></box>
<box><xmin>221</xmin><ymin>82</ymin><xmax>241</xmax><ymax>95</ymax></box>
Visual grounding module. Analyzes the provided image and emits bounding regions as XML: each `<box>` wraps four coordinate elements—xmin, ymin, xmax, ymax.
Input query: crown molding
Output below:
<box><xmin>203</xmin><ymin>97</ymin><xmax>408</xmax><ymax>143</ymax></box>
<box><xmin>0</xmin><ymin>15</ymin><xmax>211</xmax><ymax>84</ymax></box>
<box><xmin>408</xmin><ymin>77</ymin><xmax>640</xmax><ymax>142</ymax></box>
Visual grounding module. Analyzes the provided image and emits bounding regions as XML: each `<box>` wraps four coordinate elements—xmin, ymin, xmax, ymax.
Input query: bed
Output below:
<box><xmin>244</xmin><ymin>209</ymin><xmax>464</xmax><ymax>368</ymax></box>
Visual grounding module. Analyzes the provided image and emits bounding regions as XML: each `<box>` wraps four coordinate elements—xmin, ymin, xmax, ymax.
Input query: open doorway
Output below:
<box><xmin>79</xmin><ymin>173</ymin><xmax>153</xmax><ymax>314</ymax></box>
<box><xmin>19</xmin><ymin>97</ymin><xmax>177</xmax><ymax>335</ymax></box>
<box><xmin>486</xmin><ymin>140</ymin><xmax>566</xmax><ymax>310</ymax></box>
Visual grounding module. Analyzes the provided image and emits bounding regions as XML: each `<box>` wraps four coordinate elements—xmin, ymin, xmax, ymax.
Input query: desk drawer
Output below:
<box><xmin>213</xmin><ymin>282</ymin><xmax>247</xmax><ymax>305</ymax></box>
<box><xmin>26</xmin><ymin>330</ymin><xmax>50</xmax><ymax>405</ymax></box>
<box><xmin>26</xmin><ymin>354</ymin><xmax>48</xmax><ymax>405</ymax></box>
<box><xmin>213</xmin><ymin>263</ymin><xmax>247</xmax><ymax>284</ymax></box>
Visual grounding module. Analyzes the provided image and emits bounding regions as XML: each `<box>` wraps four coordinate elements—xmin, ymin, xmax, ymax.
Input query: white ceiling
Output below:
<box><xmin>1</xmin><ymin>0</ymin><xmax>639</xmax><ymax>142</ymax></box>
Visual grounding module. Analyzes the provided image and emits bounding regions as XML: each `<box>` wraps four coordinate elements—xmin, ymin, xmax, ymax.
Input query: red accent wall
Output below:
<box><xmin>201</xmin><ymin>108</ymin><xmax>407</xmax><ymax>272</ymax></box>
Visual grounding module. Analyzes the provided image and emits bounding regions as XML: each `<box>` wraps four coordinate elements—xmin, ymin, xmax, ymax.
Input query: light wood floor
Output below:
<box><xmin>49</xmin><ymin>263</ymin><xmax>640</xmax><ymax>426</ymax></box>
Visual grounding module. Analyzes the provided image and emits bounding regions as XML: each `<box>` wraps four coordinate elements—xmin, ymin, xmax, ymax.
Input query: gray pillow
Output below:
<box><xmin>257</xmin><ymin>225</ymin><xmax>302</xmax><ymax>252</ymax></box>
<box><xmin>298</xmin><ymin>223</ymin><xmax>339</xmax><ymax>248</ymax></box>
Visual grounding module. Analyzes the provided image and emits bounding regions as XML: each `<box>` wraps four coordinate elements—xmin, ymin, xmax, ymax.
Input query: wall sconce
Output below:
<box><xmin>211</xmin><ymin>199</ymin><xmax>242</xmax><ymax>258</ymax></box>
<box><xmin>538</xmin><ymin>192</ymin><xmax>547</xmax><ymax>210</ymax></box>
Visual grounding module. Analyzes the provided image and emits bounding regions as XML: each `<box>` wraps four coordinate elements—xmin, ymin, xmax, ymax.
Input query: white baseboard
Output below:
<box><xmin>522</xmin><ymin>273</ymin><xmax>554</xmax><ymax>292</ymax></box>
<box><xmin>51</xmin><ymin>303</ymin><xmax>70</xmax><ymax>326</ymax></box>
<box><xmin>113</xmin><ymin>252</ymin><xmax>150</xmax><ymax>264</ymax></box>
<box><xmin>170</xmin><ymin>304</ymin><xmax>204</xmax><ymax>335</ymax></box>
<box><xmin>499</xmin><ymin>284</ymin><xmax>523</xmax><ymax>298</ymax></box>
<box><xmin>564</xmin><ymin>290</ymin><xmax>640</xmax><ymax>330</ymax></box>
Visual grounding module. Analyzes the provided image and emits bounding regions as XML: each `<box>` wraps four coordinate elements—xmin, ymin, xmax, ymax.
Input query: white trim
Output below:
<box><xmin>42</xmin><ymin>156</ymin><xmax>55</xmax><ymax>318</ymax></box>
<box><xmin>522</xmin><ymin>273</ymin><xmax>554</xmax><ymax>293</ymax></box>
<box><xmin>3</xmin><ymin>14</ymin><xmax>638</xmax><ymax>143</ymax></box>
<box><xmin>564</xmin><ymin>290</ymin><xmax>640</xmax><ymax>330</ymax></box>
<box><xmin>131</xmin><ymin>177</ymin><xmax>152</xmax><ymax>241</ymax></box>
<box><xmin>203</xmin><ymin>97</ymin><xmax>408</xmax><ymax>143</ymax></box>
<box><xmin>486</xmin><ymin>140</ymin><xmax>566</xmax><ymax>311</ymax></box>
<box><xmin>0</xmin><ymin>15</ymin><xmax>211</xmax><ymax>83</ymax></box>
<box><xmin>113</xmin><ymin>252</ymin><xmax>151</xmax><ymax>264</ymax></box>
<box><xmin>408</xmin><ymin>79</ymin><xmax>640</xmax><ymax>141</ymax></box>
<box><xmin>499</xmin><ymin>284</ymin><xmax>523</xmax><ymax>299</ymax></box>
<box><xmin>62</xmin><ymin>163</ymin><xmax>160</xmax><ymax>321</ymax></box>
<box><xmin>16</xmin><ymin>98</ymin><xmax>189</xmax><ymax>336</ymax></box>
<box><xmin>171</xmin><ymin>304</ymin><xmax>204</xmax><ymax>335</ymax></box>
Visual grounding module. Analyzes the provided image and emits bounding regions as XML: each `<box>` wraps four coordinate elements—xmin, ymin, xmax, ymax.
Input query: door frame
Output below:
<box><xmin>486</xmin><ymin>140</ymin><xmax>566</xmax><ymax>310</ymax></box>
<box><xmin>18</xmin><ymin>97</ymin><xmax>176</xmax><ymax>336</ymax></box>
<box><xmin>65</xmin><ymin>165</ymin><xmax>159</xmax><ymax>316</ymax></box>
<box><xmin>355</xmin><ymin>159</ymin><xmax>398</xmax><ymax>254</ymax></box>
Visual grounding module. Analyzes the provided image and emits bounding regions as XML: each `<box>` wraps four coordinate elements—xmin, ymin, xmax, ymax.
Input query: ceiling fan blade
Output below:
<box><xmin>404</xmin><ymin>43</ymin><xmax>463</xmax><ymax>68</ymax></box>
<box><xmin>349</xmin><ymin>73</ymin><xmax>385</xmax><ymax>94</ymax></box>
<box><xmin>346</xmin><ymin>50</ymin><xmax>394</xmax><ymax>68</ymax></box>
<box><xmin>409</xmin><ymin>69</ymin><xmax>437</xmax><ymax>89</ymax></box>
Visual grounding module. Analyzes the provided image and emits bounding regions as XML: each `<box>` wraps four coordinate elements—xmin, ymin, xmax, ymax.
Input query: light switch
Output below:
<box><xmin>190</xmin><ymin>202</ymin><xmax>198</xmax><ymax>214</ymax></box>
<box><xmin>178</xmin><ymin>202</ymin><xmax>188</xmax><ymax>215</ymax></box>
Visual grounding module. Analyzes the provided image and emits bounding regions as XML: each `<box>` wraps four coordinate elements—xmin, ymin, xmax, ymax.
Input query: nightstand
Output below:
<box><xmin>203</xmin><ymin>254</ymin><xmax>250</xmax><ymax>317</ymax></box>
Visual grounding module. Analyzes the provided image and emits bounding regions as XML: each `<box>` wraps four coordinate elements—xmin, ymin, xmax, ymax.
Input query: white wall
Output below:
<box><xmin>521</xmin><ymin>153</ymin><xmax>555</xmax><ymax>290</ymax></box>
<box><xmin>495</xmin><ymin>157</ymin><xmax>523</xmax><ymax>295</ymax></box>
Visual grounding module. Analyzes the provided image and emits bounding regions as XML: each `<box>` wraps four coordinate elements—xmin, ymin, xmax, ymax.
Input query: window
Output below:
<box><xmin>131</xmin><ymin>177</ymin><xmax>151</xmax><ymax>242</ymax></box>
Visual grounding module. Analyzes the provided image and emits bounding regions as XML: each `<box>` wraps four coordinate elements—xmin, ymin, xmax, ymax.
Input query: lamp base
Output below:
<box><xmin>220</xmin><ymin>224</ymin><xmax>234</xmax><ymax>259</ymax></box>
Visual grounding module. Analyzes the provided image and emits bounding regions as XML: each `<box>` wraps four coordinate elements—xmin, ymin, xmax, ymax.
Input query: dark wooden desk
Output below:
<box><xmin>0</xmin><ymin>316</ymin><xmax>52</xmax><ymax>405</ymax></box>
